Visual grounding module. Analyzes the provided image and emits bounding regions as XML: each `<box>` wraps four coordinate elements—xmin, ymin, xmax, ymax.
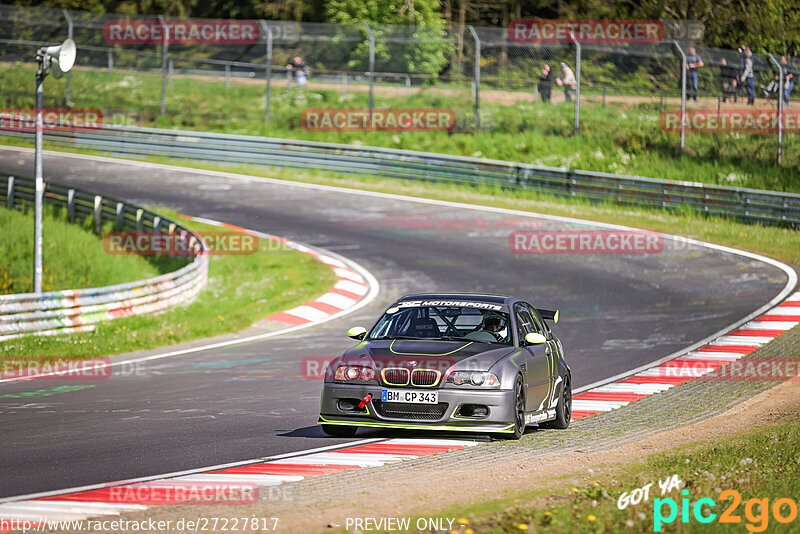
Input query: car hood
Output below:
<box><xmin>338</xmin><ymin>339</ymin><xmax>515</xmax><ymax>373</ymax></box>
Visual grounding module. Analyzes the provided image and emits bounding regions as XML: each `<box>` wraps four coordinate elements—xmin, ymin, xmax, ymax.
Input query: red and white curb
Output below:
<box><xmin>0</xmin><ymin>439</ymin><xmax>478</xmax><ymax>524</ymax></box>
<box><xmin>570</xmin><ymin>291</ymin><xmax>800</xmax><ymax>420</ymax></box>
<box><xmin>177</xmin><ymin>215</ymin><xmax>371</xmax><ymax>326</ymax></box>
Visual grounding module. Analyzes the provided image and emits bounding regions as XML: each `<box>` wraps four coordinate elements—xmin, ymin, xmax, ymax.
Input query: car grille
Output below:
<box><xmin>411</xmin><ymin>369</ymin><xmax>440</xmax><ymax>387</ymax></box>
<box><xmin>382</xmin><ymin>368</ymin><xmax>410</xmax><ymax>385</ymax></box>
<box><xmin>381</xmin><ymin>367</ymin><xmax>441</xmax><ymax>387</ymax></box>
<box><xmin>373</xmin><ymin>401</ymin><xmax>449</xmax><ymax>420</ymax></box>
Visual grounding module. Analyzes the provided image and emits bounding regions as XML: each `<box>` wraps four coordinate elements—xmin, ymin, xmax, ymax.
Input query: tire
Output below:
<box><xmin>321</xmin><ymin>424</ymin><xmax>358</xmax><ymax>437</ymax></box>
<box><xmin>542</xmin><ymin>374</ymin><xmax>571</xmax><ymax>429</ymax></box>
<box><xmin>497</xmin><ymin>374</ymin><xmax>526</xmax><ymax>440</ymax></box>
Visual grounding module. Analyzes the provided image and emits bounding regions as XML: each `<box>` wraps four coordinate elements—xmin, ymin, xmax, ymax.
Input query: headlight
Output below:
<box><xmin>334</xmin><ymin>365</ymin><xmax>375</xmax><ymax>382</ymax></box>
<box><xmin>447</xmin><ymin>371</ymin><xmax>500</xmax><ymax>387</ymax></box>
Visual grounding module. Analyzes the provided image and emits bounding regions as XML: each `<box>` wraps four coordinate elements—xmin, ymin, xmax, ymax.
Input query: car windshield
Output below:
<box><xmin>367</xmin><ymin>304</ymin><xmax>512</xmax><ymax>345</ymax></box>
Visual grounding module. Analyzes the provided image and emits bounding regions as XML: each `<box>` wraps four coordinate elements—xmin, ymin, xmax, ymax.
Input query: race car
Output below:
<box><xmin>318</xmin><ymin>293</ymin><xmax>572</xmax><ymax>439</ymax></box>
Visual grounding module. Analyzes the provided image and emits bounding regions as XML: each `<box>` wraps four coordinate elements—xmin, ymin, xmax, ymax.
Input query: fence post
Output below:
<box><xmin>673</xmin><ymin>41</ymin><xmax>687</xmax><ymax>152</ymax></box>
<box><xmin>158</xmin><ymin>15</ymin><xmax>169</xmax><ymax>115</ymax></box>
<box><xmin>6</xmin><ymin>176</ymin><xmax>14</xmax><ymax>210</ymax></box>
<box><xmin>67</xmin><ymin>189</ymin><xmax>75</xmax><ymax>222</ymax></box>
<box><xmin>768</xmin><ymin>54</ymin><xmax>784</xmax><ymax>165</ymax></box>
<box><xmin>116</xmin><ymin>202</ymin><xmax>124</xmax><ymax>229</ymax></box>
<box><xmin>569</xmin><ymin>31</ymin><xmax>581</xmax><ymax>135</ymax></box>
<box><xmin>93</xmin><ymin>195</ymin><xmax>102</xmax><ymax>234</ymax></box>
<box><xmin>107</xmin><ymin>50</ymin><xmax>113</xmax><ymax>78</ymax></box>
<box><xmin>258</xmin><ymin>21</ymin><xmax>273</xmax><ymax>123</ymax></box>
<box><xmin>364</xmin><ymin>23</ymin><xmax>375</xmax><ymax>115</ymax></box>
<box><xmin>468</xmin><ymin>25</ymin><xmax>480</xmax><ymax>128</ymax></box>
<box><xmin>62</xmin><ymin>9</ymin><xmax>73</xmax><ymax>107</ymax></box>
<box><xmin>225</xmin><ymin>63</ymin><xmax>231</xmax><ymax>87</ymax></box>
<box><xmin>342</xmin><ymin>72</ymin><xmax>348</xmax><ymax>95</ymax></box>
<box><xmin>405</xmin><ymin>74</ymin><xmax>411</xmax><ymax>97</ymax></box>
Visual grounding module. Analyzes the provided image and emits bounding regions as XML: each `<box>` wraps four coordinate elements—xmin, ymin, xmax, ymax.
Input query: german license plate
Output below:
<box><xmin>381</xmin><ymin>389</ymin><xmax>438</xmax><ymax>404</ymax></box>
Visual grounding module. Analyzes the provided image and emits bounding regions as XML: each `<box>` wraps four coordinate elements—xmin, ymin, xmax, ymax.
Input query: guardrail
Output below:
<box><xmin>2</xmin><ymin>124</ymin><xmax>800</xmax><ymax>227</ymax></box>
<box><xmin>0</xmin><ymin>175</ymin><xmax>209</xmax><ymax>339</ymax></box>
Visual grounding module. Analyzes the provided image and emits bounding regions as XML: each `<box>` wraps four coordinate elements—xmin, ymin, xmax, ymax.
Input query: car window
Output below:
<box><xmin>514</xmin><ymin>303</ymin><xmax>535</xmax><ymax>343</ymax></box>
<box><xmin>526</xmin><ymin>305</ymin><xmax>547</xmax><ymax>336</ymax></box>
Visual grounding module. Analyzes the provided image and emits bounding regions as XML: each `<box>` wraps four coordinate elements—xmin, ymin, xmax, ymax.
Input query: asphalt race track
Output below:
<box><xmin>0</xmin><ymin>147</ymin><xmax>793</xmax><ymax>498</ymax></box>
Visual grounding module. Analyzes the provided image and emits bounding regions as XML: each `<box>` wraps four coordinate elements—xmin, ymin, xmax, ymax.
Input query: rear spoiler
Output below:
<box><xmin>537</xmin><ymin>308</ymin><xmax>559</xmax><ymax>324</ymax></box>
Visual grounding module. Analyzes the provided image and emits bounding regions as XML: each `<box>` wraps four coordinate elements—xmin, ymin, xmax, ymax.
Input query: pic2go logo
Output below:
<box><xmin>653</xmin><ymin>489</ymin><xmax>798</xmax><ymax>532</ymax></box>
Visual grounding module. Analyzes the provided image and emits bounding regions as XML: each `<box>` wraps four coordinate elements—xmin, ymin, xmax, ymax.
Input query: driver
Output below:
<box><xmin>465</xmin><ymin>313</ymin><xmax>508</xmax><ymax>343</ymax></box>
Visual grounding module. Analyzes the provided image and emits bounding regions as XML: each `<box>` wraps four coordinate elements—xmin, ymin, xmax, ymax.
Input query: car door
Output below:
<box><xmin>527</xmin><ymin>304</ymin><xmax>559</xmax><ymax>408</ymax></box>
<box><xmin>514</xmin><ymin>303</ymin><xmax>550</xmax><ymax>412</ymax></box>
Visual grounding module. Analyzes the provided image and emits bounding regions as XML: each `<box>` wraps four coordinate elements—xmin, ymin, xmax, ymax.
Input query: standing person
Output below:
<box><xmin>555</xmin><ymin>62</ymin><xmax>577</xmax><ymax>103</ymax></box>
<box><xmin>685</xmin><ymin>47</ymin><xmax>704</xmax><ymax>101</ymax></box>
<box><xmin>778</xmin><ymin>55</ymin><xmax>796</xmax><ymax>106</ymax></box>
<box><xmin>538</xmin><ymin>64</ymin><xmax>552</xmax><ymax>103</ymax></box>
<box><xmin>286</xmin><ymin>56</ymin><xmax>309</xmax><ymax>87</ymax></box>
<box><xmin>740</xmin><ymin>46</ymin><xmax>756</xmax><ymax>105</ymax></box>
<box><xmin>720</xmin><ymin>58</ymin><xmax>738</xmax><ymax>103</ymax></box>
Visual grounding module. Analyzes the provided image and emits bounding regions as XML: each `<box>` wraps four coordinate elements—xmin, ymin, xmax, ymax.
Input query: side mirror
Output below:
<box><xmin>525</xmin><ymin>332</ymin><xmax>547</xmax><ymax>345</ymax></box>
<box><xmin>347</xmin><ymin>326</ymin><xmax>367</xmax><ymax>340</ymax></box>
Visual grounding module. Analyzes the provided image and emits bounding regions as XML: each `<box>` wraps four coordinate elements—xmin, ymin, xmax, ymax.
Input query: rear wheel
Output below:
<box><xmin>321</xmin><ymin>424</ymin><xmax>358</xmax><ymax>437</ymax></box>
<box><xmin>543</xmin><ymin>374</ymin><xmax>571</xmax><ymax>429</ymax></box>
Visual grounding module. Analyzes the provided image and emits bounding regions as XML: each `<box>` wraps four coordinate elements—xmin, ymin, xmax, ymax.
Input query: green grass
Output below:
<box><xmin>0</xmin><ymin>209</ymin><xmax>337</xmax><ymax>360</ymax></box>
<box><xmin>2</xmin><ymin>63</ymin><xmax>798</xmax><ymax>193</ymax></box>
<box><xmin>0</xmin><ymin>204</ymin><xmax>175</xmax><ymax>294</ymax></box>
<box><xmin>429</xmin><ymin>412</ymin><xmax>800</xmax><ymax>533</ymax></box>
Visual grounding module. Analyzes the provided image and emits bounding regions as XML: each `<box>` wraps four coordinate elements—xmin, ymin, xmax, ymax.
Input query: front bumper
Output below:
<box><xmin>318</xmin><ymin>382</ymin><xmax>517</xmax><ymax>433</ymax></box>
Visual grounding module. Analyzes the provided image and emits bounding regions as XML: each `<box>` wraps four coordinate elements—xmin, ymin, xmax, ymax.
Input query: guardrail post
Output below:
<box><xmin>116</xmin><ymin>202</ymin><xmax>124</xmax><ymax>229</ymax></box>
<box><xmin>158</xmin><ymin>15</ymin><xmax>169</xmax><ymax>115</ymax></box>
<box><xmin>225</xmin><ymin>63</ymin><xmax>231</xmax><ymax>87</ymax></box>
<box><xmin>468</xmin><ymin>25</ymin><xmax>480</xmax><ymax>128</ymax></box>
<box><xmin>67</xmin><ymin>189</ymin><xmax>75</xmax><ymax>222</ymax></box>
<box><xmin>168</xmin><ymin>59</ymin><xmax>174</xmax><ymax>83</ymax></box>
<box><xmin>673</xmin><ymin>41</ymin><xmax>687</xmax><ymax>153</ymax></box>
<box><xmin>768</xmin><ymin>54</ymin><xmax>784</xmax><ymax>165</ymax></box>
<box><xmin>364</xmin><ymin>23</ymin><xmax>375</xmax><ymax>115</ymax></box>
<box><xmin>342</xmin><ymin>72</ymin><xmax>348</xmax><ymax>95</ymax></box>
<box><xmin>569</xmin><ymin>31</ymin><xmax>581</xmax><ymax>135</ymax></box>
<box><xmin>405</xmin><ymin>74</ymin><xmax>411</xmax><ymax>97</ymax></box>
<box><xmin>62</xmin><ymin>9</ymin><xmax>73</xmax><ymax>107</ymax></box>
<box><xmin>6</xmin><ymin>176</ymin><xmax>14</xmax><ymax>210</ymax></box>
<box><xmin>602</xmin><ymin>86</ymin><xmax>607</xmax><ymax>107</ymax></box>
<box><xmin>153</xmin><ymin>215</ymin><xmax>162</xmax><ymax>232</ymax></box>
<box><xmin>107</xmin><ymin>50</ymin><xmax>114</xmax><ymax>78</ymax></box>
<box><xmin>136</xmin><ymin>208</ymin><xmax>143</xmax><ymax>231</ymax></box>
<box><xmin>258</xmin><ymin>21</ymin><xmax>273</xmax><ymax>123</ymax></box>
<box><xmin>93</xmin><ymin>195</ymin><xmax>102</xmax><ymax>234</ymax></box>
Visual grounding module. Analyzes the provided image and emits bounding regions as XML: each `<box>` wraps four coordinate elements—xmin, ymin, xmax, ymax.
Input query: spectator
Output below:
<box><xmin>286</xmin><ymin>56</ymin><xmax>309</xmax><ymax>87</ymax></box>
<box><xmin>719</xmin><ymin>58</ymin><xmax>738</xmax><ymax>103</ymax></box>
<box><xmin>777</xmin><ymin>55</ymin><xmax>796</xmax><ymax>106</ymax></box>
<box><xmin>740</xmin><ymin>46</ymin><xmax>756</xmax><ymax>105</ymax></box>
<box><xmin>538</xmin><ymin>64</ymin><xmax>552</xmax><ymax>103</ymax></box>
<box><xmin>555</xmin><ymin>62</ymin><xmax>577</xmax><ymax>103</ymax></box>
<box><xmin>685</xmin><ymin>47</ymin><xmax>704</xmax><ymax>101</ymax></box>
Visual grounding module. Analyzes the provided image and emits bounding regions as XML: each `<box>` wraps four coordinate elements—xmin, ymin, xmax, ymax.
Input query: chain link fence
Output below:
<box><xmin>0</xmin><ymin>4</ymin><xmax>796</xmax><ymax>166</ymax></box>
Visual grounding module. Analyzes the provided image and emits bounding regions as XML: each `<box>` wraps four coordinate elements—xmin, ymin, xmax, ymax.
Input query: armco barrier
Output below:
<box><xmin>3</xmin><ymin>124</ymin><xmax>799</xmax><ymax>227</ymax></box>
<box><xmin>0</xmin><ymin>175</ymin><xmax>209</xmax><ymax>339</ymax></box>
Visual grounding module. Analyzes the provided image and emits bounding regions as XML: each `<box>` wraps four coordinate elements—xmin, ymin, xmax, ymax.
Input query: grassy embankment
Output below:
<box><xmin>0</xmin><ymin>206</ymin><xmax>336</xmax><ymax>360</ymax></box>
<box><xmin>1</xmin><ymin>62</ymin><xmax>797</xmax><ymax>192</ymax></box>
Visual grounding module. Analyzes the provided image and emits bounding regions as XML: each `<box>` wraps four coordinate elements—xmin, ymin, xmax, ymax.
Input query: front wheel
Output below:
<box><xmin>321</xmin><ymin>424</ymin><xmax>358</xmax><ymax>437</ymax></box>
<box><xmin>542</xmin><ymin>374</ymin><xmax>571</xmax><ymax>429</ymax></box>
<box><xmin>498</xmin><ymin>375</ymin><xmax>526</xmax><ymax>440</ymax></box>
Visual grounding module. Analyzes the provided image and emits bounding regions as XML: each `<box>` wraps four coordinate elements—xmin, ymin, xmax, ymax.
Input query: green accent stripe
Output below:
<box><xmin>389</xmin><ymin>339</ymin><xmax>473</xmax><ymax>356</ymax></box>
<box><xmin>318</xmin><ymin>416</ymin><xmax>514</xmax><ymax>433</ymax></box>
